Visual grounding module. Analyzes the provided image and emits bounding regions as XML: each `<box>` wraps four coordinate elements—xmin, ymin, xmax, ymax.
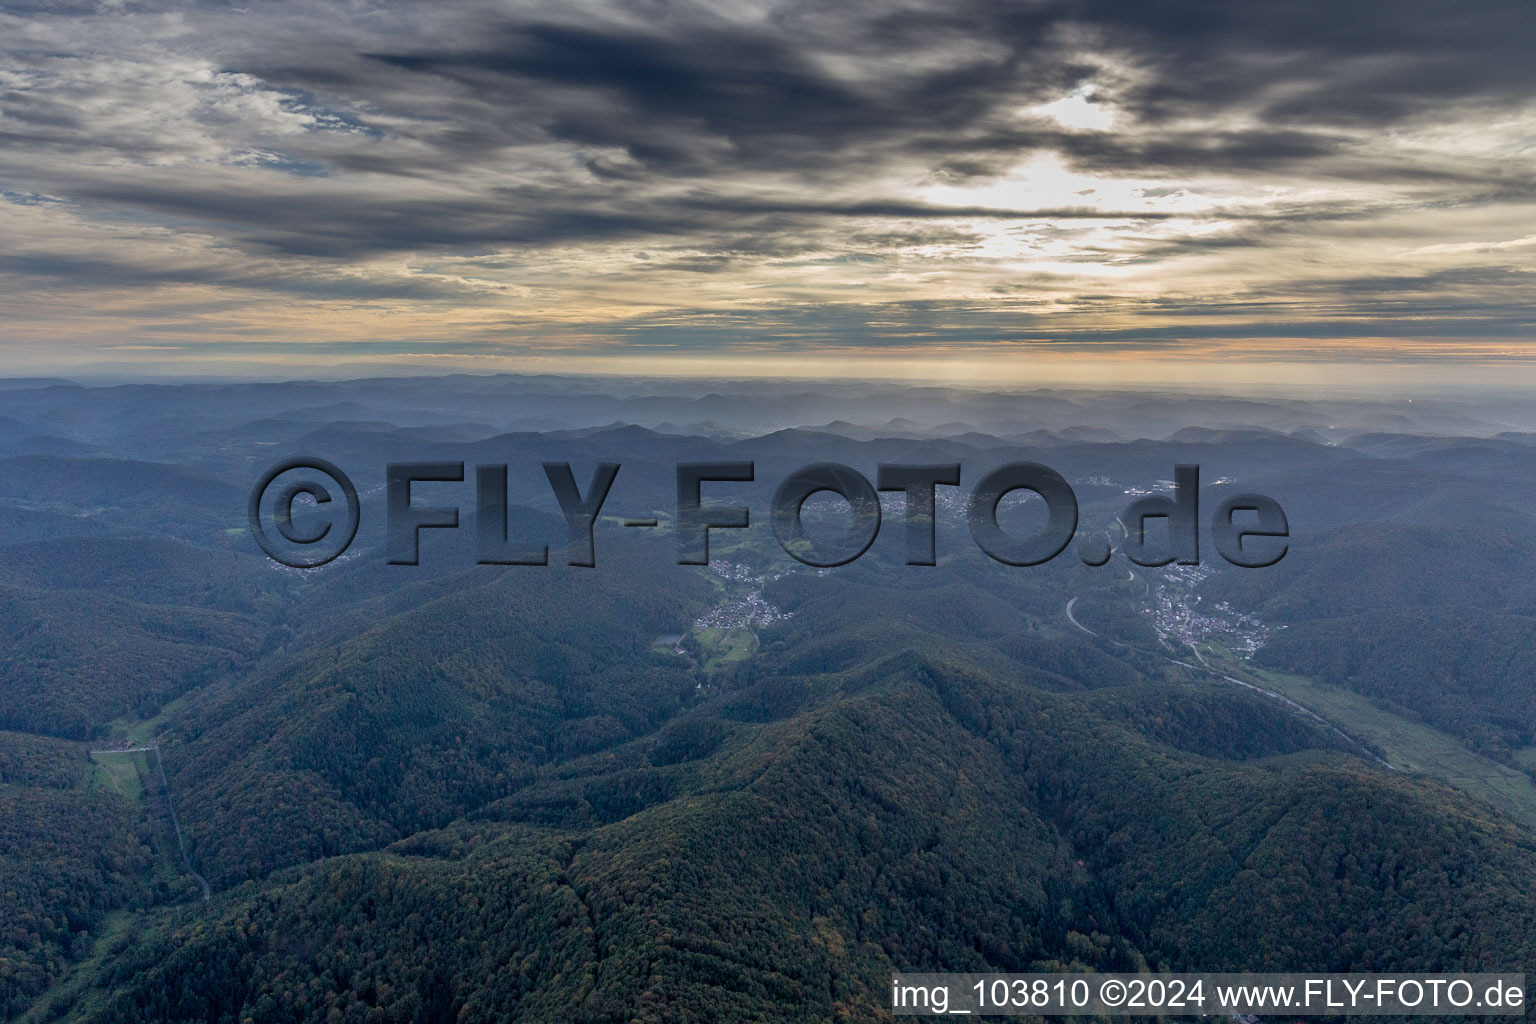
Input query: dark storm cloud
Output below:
<box><xmin>1079</xmin><ymin>0</ymin><xmax>1536</xmax><ymax>125</ymax></box>
<box><xmin>0</xmin><ymin>248</ymin><xmax>491</xmax><ymax>301</ymax></box>
<box><xmin>287</xmin><ymin>0</ymin><xmax>1536</xmax><ymax>184</ymax></box>
<box><xmin>47</xmin><ymin>172</ymin><xmax>1182</xmax><ymax>259</ymax></box>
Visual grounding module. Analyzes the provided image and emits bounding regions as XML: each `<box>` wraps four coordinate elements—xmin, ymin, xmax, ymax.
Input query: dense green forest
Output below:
<box><xmin>5</xmin><ymin>380</ymin><xmax>1536</xmax><ymax>1021</ymax></box>
<box><xmin>0</xmin><ymin>732</ymin><xmax>153</xmax><ymax>1019</ymax></box>
<box><xmin>72</xmin><ymin>654</ymin><xmax>1536</xmax><ymax>1022</ymax></box>
<box><xmin>1206</xmin><ymin>524</ymin><xmax>1536</xmax><ymax>763</ymax></box>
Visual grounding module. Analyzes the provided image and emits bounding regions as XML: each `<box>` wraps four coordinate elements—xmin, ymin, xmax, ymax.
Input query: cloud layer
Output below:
<box><xmin>0</xmin><ymin>0</ymin><xmax>1532</xmax><ymax>372</ymax></box>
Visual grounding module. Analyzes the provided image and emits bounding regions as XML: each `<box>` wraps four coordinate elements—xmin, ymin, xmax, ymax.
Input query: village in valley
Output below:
<box><xmin>694</xmin><ymin>559</ymin><xmax>794</xmax><ymax>633</ymax></box>
<box><xmin>1142</xmin><ymin>563</ymin><xmax>1278</xmax><ymax>658</ymax></box>
<box><xmin>656</xmin><ymin>559</ymin><xmax>795</xmax><ymax>669</ymax></box>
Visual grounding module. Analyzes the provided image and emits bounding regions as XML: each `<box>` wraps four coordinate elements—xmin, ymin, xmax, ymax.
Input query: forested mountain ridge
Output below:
<box><xmin>75</xmin><ymin>652</ymin><xmax>1536</xmax><ymax>1022</ymax></box>
<box><xmin>6</xmin><ymin>377</ymin><xmax>1536</xmax><ymax>1021</ymax></box>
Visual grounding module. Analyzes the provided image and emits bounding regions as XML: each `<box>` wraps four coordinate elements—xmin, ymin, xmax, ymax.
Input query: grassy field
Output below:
<box><xmin>696</xmin><ymin>626</ymin><xmax>755</xmax><ymax>673</ymax></box>
<box><xmin>97</xmin><ymin>691</ymin><xmax>195</xmax><ymax>748</ymax></box>
<box><xmin>88</xmin><ymin>742</ymin><xmax>208</xmax><ymax>900</ymax></box>
<box><xmin>87</xmin><ymin>751</ymin><xmax>145</xmax><ymax>803</ymax></box>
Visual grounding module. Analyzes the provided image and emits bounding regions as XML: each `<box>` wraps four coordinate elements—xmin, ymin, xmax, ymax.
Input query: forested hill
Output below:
<box><xmin>6</xmin><ymin>377</ymin><xmax>1536</xmax><ymax>1022</ymax></box>
<box><xmin>75</xmin><ymin>644</ymin><xmax>1536</xmax><ymax>1022</ymax></box>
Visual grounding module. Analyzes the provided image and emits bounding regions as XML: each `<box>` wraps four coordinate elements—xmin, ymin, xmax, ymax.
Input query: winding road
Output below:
<box><xmin>1064</xmin><ymin>596</ymin><xmax>1096</xmax><ymax>636</ymax></box>
<box><xmin>1062</xmin><ymin>595</ymin><xmax>1398</xmax><ymax>771</ymax></box>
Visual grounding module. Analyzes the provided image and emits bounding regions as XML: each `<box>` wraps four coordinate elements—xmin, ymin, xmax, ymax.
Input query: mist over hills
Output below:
<box><xmin>5</xmin><ymin>375</ymin><xmax>1536</xmax><ymax>459</ymax></box>
<box><xmin>2</xmin><ymin>374</ymin><xmax>1536</xmax><ymax>1022</ymax></box>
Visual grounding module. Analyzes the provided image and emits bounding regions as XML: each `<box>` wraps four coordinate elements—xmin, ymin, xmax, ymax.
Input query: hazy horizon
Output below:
<box><xmin>9</xmin><ymin>361</ymin><xmax>1536</xmax><ymax>403</ymax></box>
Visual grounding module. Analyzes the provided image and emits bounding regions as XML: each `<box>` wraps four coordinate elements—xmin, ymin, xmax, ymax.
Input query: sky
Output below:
<box><xmin>0</xmin><ymin>0</ymin><xmax>1533</xmax><ymax>385</ymax></box>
